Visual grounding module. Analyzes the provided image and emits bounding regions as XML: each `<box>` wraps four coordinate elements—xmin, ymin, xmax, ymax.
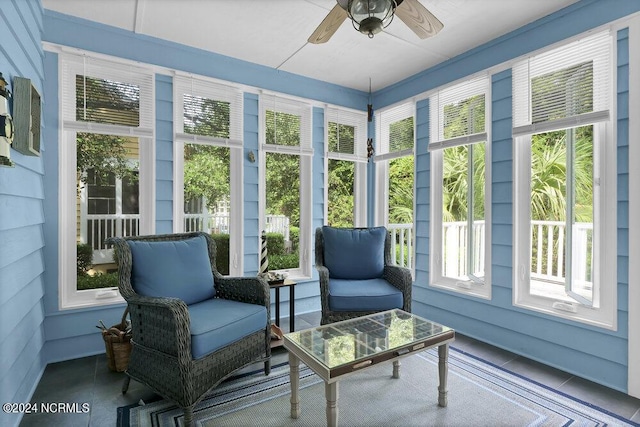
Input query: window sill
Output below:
<box><xmin>514</xmin><ymin>293</ymin><xmax>616</xmax><ymax>330</ymax></box>
<box><xmin>430</xmin><ymin>278</ymin><xmax>491</xmax><ymax>300</ymax></box>
<box><xmin>60</xmin><ymin>288</ymin><xmax>125</xmax><ymax>311</ymax></box>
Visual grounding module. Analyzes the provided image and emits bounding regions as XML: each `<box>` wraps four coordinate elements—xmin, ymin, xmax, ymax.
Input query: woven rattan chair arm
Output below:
<box><xmin>125</xmin><ymin>295</ymin><xmax>192</xmax><ymax>359</ymax></box>
<box><xmin>214</xmin><ymin>275</ymin><xmax>270</xmax><ymax>308</ymax></box>
<box><xmin>384</xmin><ymin>264</ymin><xmax>413</xmax><ymax>312</ymax></box>
<box><xmin>315</xmin><ymin>265</ymin><xmax>331</xmax><ymax>317</ymax></box>
<box><xmin>316</xmin><ymin>265</ymin><xmax>329</xmax><ymax>292</ymax></box>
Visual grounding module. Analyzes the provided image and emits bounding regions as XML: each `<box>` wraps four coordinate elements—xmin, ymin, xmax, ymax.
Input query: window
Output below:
<box><xmin>513</xmin><ymin>31</ymin><xmax>616</xmax><ymax>329</ymax></box>
<box><xmin>325</xmin><ymin>107</ymin><xmax>368</xmax><ymax>227</ymax></box>
<box><xmin>59</xmin><ymin>53</ymin><xmax>155</xmax><ymax>309</ymax></box>
<box><xmin>429</xmin><ymin>76</ymin><xmax>491</xmax><ymax>298</ymax></box>
<box><xmin>375</xmin><ymin>102</ymin><xmax>415</xmax><ymax>270</ymax></box>
<box><xmin>173</xmin><ymin>76</ymin><xmax>243</xmax><ymax>275</ymax></box>
<box><xmin>261</xmin><ymin>94</ymin><xmax>312</xmax><ymax>278</ymax></box>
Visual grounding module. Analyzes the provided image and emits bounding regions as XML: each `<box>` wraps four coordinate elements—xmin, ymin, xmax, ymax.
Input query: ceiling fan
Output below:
<box><xmin>308</xmin><ymin>0</ymin><xmax>443</xmax><ymax>44</ymax></box>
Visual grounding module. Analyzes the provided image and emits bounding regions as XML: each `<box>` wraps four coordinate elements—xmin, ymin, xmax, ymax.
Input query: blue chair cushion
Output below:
<box><xmin>322</xmin><ymin>226</ymin><xmax>386</xmax><ymax>280</ymax></box>
<box><xmin>128</xmin><ymin>235</ymin><xmax>215</xmax><ymax>305</ymax></box>
<box><xmin>188</xmin><ymin>298</ymin><xmax>268</xmax><ymax>359</ymax></box>
<box><xmin>328</xmin><ymin>278</ymin><xmax>403</xmax><ymax>312</ymax></box>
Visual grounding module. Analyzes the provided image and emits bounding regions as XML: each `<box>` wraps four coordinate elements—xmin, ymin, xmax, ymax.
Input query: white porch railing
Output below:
<box><xmin>183</xmin><ymin>213</ymin><xmax>290</xmax><ymax>241</ymax></box>
<box><xmin>388</xmin><ymin>223</ymin><xmax>413</xmax><ymax>269</ymax></box>
<box><xmin>184</xmin><ymin>213</ymin><xmax>230</xmax><ymax>234</ymax></box>
<box><xmin>439</xmin><ymin>219</ymin><xmax>593</xmax><ymax>287</ymax></box>
<box><xmin>85</xmin><ymin>214</ymin><xmax>140</xmax><ymax>263</ymax></box>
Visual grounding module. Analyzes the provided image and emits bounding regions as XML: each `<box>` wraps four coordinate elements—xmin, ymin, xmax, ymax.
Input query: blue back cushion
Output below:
<box><xmin>128</xmin><ymin>236</ymin><xmax>215</xmax><ymax>305</ymax></box>
<box><xmin>322</xmin><ymin>226</ymin><xmax>386</xmax><ymax>280</ymax></box>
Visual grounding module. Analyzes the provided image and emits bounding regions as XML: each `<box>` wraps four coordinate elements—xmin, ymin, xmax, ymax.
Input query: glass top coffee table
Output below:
<box><xmin>283</xmin><ymin>309</ymin><xmax>455</xmax><ymax>427</ymax></box>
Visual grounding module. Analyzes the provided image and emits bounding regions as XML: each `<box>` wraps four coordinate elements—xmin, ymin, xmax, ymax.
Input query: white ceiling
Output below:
<box><xmin>43</xmin><ymin>0</ymin><xmax>581</xmax><ymax>92</ymax></box>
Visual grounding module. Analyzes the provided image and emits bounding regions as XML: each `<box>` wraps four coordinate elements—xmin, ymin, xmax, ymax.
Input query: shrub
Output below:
<box><xmin>211</xmin><ymin>233</ymin><xmax>230</xmax><ymax>275</ymax></box>
<box><xmin>265</xmin><ymin>232</ymin><xmax>285</xmax><ymax>255</ymax></box>
<box><xmin>77</xmin><ymin>243</ymin><xmax>93</xmax><ymax>276</ymax></box>
<box><xmin>289</xmin><ymin>227</ymin><xmax>299</xmax><ymax>252</ymax></box>
<box><xmin>77</xmin><ymin>272</ymin><xmax>118</xmax><ymax>290</ymax></box>
<box><xmin>268</xmin><ymin>254</ymin><xmax>299</xmax><ymax>270</ymax></box>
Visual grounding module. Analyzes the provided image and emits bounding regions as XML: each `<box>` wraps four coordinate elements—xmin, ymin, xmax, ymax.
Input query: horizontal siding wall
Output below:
<box><xmin>409</xmin><ymin>10</ymin><xmax>634</xmax><ymax>392</ymax></box>
<box><xmin>0</xmin><ymin>1</ymin><xmax>46</xmax><ymax>426</ymax></box>
<box><xmin>156</xmin><ymin>74</ymin><xmax>173</xmax><ymax>234</ymax></box>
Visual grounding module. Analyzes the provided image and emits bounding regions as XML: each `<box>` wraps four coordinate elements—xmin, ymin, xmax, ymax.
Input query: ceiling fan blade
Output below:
<box><xmin>395</xmin><ymin>0</ymin><xmax>444</xmax><ymax>39</ymax></box>
<box><xmin>308</xmin><ymin>3</ymin><xmax>348</xmax><ymax>44</ymax></box>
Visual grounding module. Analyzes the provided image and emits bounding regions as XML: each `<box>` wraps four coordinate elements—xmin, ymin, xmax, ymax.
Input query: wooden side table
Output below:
<box><xmin>269</xmin><ymin>279</ymin><xmax>296</xmax><ymax>348</ymax></box>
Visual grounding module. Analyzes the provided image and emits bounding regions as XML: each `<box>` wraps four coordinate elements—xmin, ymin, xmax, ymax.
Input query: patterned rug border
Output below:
<box><xmin>449</xmin><ymin>347</ymin><xmax>640</xmax><ymax>426</ymax></box>
<box><xmin>117</xmin><ymin>346</ymin><xmax>640</xmax><ymax>427</ymax></box>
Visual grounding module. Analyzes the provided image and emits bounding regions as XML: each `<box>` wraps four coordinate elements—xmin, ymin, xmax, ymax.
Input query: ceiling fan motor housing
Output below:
<box><xmin>348</xmin><ymin>0</ymin><xmax>397</xmax><ymax>37</ymax></box>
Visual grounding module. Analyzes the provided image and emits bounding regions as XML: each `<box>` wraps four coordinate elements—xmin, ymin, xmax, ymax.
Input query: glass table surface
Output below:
<box><xmin>284</xmin><ymin>309</ymin><xmax>453</xmax><ymax>371</ymax></box>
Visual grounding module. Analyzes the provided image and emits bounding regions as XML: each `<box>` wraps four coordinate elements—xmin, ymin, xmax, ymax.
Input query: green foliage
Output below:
<box><xmin>265</xmin><ymin>109</ymin><xmax>302</xmax><ymax>228</ymax></box>
<box><xmin>266</xmin><ymin>110</ymin><xmax>300</xmax><ymax>147</ymax></box>
<box><xmin>442</xmin><ymin>144</ymin><xmax>486</xmax><ymax>222</ymax></box>
<box><xmin>328</xmin><ymin>122</ymin><xmax>355</xmax><ymax>154</ymax></box>
<box><xmin>289</xmin><ymin>227</ymin><xmax>299</xmax><ymax>252</ymax></box>
<box><xmin>77</xmin><ymin>133</ymin><xmax>138</xmax><ymax>187</ymax></box>
<box><xmin>77</xmin><ymin>243</ymin><xmax>93</xmax><ymax>276</ymax></box>
<box><xmin>266</xmin><ymin>152</ymin><xmax>300</xmax><ymax>226</ymax></box>
<box><xmin>183</xmin><ymin>144</ymin><xmax>230</xmax><ymax>211</ymax></box>
<box><xmin>531</xmin><ymin>62</ymin><xmax>593</xmax><ymax>123</ymax></box>
<box><xmin>327</xmin><ymin>159</ymin><xmax>355</xmax><ymax>227</ymax></box>
<box><xmin>388</xmin><ymin>156</ymin><xmax>414</xmax><ymax>224</ymax></box>
<box><xmin>266</xmin><ymin>233</ymin><xmax>285</xmax><ymax>255</ymax></box>
<box><xmin>389</xmin><ymin>117</ymin><xmax>414</xmax><ymax>152</ymax></box>
<box><xmin>269</xmin><ymin>254</ymin><xmax>299</xmax><ymax>270</ymax></box>
<box><xmin>183</xmin><ymin>96</ymin><xmax>230</xmax><ymax>138</ymax></box>
<box><xmin>530</xmin><ymin>126</ymin><xmax>593</xmax><ymax>222</ymax></box>
<box><xmin>211</xmin><ymin>233</ymin><xmax>229</xmax><ymax>275</ymax></box>
<box><xmin>443</xmin><ymin>94</ymin><xmax>485</xmax><ymax>139</ymax></box>
<box><xmin>77</xmin><ymin>272</ymin><xmax>118</xmax><ymax>290</ymax></box>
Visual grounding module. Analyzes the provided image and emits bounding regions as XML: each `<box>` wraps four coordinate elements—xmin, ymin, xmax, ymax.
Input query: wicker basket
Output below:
<box><xmin>101</xmin><ymin>307</ymin><xmax>132</xmax><ymax>372</ymax></box>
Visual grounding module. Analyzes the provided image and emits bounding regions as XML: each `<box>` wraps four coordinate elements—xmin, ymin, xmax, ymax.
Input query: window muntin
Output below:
<box><xmin>512</xmin><ymin>30</ymin><xmax>616</xmax><ymax>329</ymax></box>
<box><xmin>261</xmin><ymin>94</ymin><xmax>312</xmax><ymax>278</ymax></box>
<box><xmin>173</xmin><ymin>76</ymin><xmax>243</xmax><ymax>275</ymax></box>
<box><xmin>60</xmin><ymin>53</ymin><xmax>154</xmax><ymax>309</ymax></box>
<box><xmin>429</xmin><ymin>76</ymin><xmax>490</xmax><ymax>298</ymax></box>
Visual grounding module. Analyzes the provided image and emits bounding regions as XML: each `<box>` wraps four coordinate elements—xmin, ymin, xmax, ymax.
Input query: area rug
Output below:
<box><xmin>118</xmin><ymin>347</ymin><xmax>639</xmax><ymax>426</ymax></box>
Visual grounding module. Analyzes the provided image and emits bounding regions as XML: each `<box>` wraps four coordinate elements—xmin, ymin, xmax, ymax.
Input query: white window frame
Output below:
<box><xmin>374</xmin><ymin>101</ymin><xmax>416</xmax><ymax>273</ymax></box>
<box><xmin>512</xmin><ymin>30</ymin><xmax>617</xmax><ymax>329</ymax></box>
<box><xmin>172</xmin><ymin>75</ymin><xmax>244</xmax><ymax>276</ymax></box>
<box><xmin>429</xmin><ymin>76</ymin><xmax>492</xmax><ymax>299</ymax></box>
<box><xmin>324</xmin><ymin>106</ymin><xmax>368</xmax><ymax>227</ymax></box>
<box><xmin>259</xmin><ymin>92</ymin><xmax>313</xmax><ymax>280</ymax></box>
<box><xmin>58</xmin><ymin>52</ymin><xmax>155</xmax><ymax>310</ymax></box>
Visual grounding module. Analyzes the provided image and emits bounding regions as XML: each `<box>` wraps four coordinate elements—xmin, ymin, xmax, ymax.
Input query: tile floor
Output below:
<box><xmin>19</xmin><ymin>311</ymin><xmax>640</xmax><ymax>426</ymax></box>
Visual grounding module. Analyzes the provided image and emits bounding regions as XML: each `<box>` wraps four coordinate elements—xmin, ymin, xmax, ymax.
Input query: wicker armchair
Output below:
<box><xmin>107</xmin><ymin>232</ymin><xmax>270</xmax><ymax>427</ymax></box>
<box><xmin>315</xmin><ymin>226</ymin><xmax>412</xmax><ymax>325</ymax></box>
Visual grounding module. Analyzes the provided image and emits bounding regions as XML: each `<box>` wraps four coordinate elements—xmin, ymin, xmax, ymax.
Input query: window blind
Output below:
<box><xmin>261</xmin><ymin>93</ymin><xmax>312</xmax><ymax>155</ymax></box>
<box><xmin>375</xmin><ymin>101</ymin><xmax>415</xmax><ymax>161</ymax></box>
<box><xmin>512</xmin><ymin>30</ymin><xmax>611</xmax><ymax>137</ymax></box>
<box><xmin>62</xmin><ymin>54</ymin><xmax>154</xmax><ymax>135</ymax></box>
<box><xmin>174</xmin><ymin>76</ymin><xmax>243</xmax><ymax>146</ymax></box>
<box><xmin>325</xmin><ymin>107</ymin><xmax>367</xmax><ymax>162</ymax></box>
<box><xmin>428</xmin><ymin>76</ymin><xmax>488</xmax><ymax>152</ymax></box>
